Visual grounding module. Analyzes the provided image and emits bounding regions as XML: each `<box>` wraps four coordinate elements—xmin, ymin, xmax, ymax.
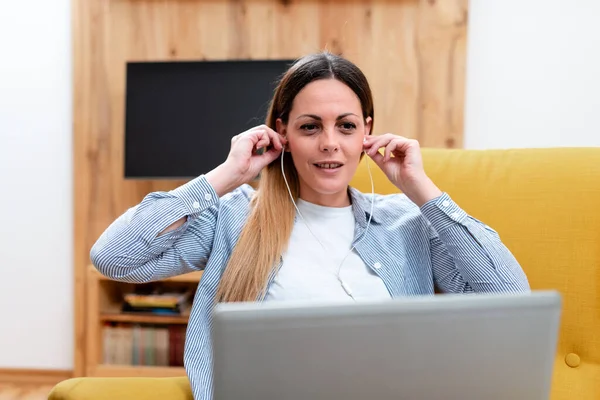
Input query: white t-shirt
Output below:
<box><xmin>264</xmin><ymin>198</ymin><xmax>391</xmax><ymax>302</ymax></box>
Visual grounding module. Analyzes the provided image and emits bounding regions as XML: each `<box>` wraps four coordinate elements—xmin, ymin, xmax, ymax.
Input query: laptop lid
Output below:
<box><xmin>212</xmin><ymin>291</ymin><xmax>561</xmax><ymax>400</ymax></box>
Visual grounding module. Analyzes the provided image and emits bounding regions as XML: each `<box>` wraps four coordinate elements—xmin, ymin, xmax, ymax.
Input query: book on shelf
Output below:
<box><xmin>103</xmin><ymin>323</ymin><xmax>186</xmax><ymax>367</ymax></box>
<box><xmin>122</xmin><ymin>288</ymin><xmax>192</xmax><ymax>315</ymax></box>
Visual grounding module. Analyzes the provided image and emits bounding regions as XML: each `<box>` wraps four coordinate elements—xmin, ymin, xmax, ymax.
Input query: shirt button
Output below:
<box><xmin>192</xmin><ymin>201</ymin><xmax>200</xmax><ymax>209</ymax></box>
<box><xmin>451</xmin><ymin>212</ymin><xmax>460</xmax><ymax>219</ymax></box>
<box><xmin>373</xmin><ymin>262</ymin><xmax>382</xmax><ymax>269</ymax></box>
<box><xmin>442</xmin><ymin>200</ymin><xmax>450</xmax><ymax>207</ymax></box>
<box><xmin>204</xmin><ymin>193</ymin><xmax>212</xmax><ymax>201</ymax></box>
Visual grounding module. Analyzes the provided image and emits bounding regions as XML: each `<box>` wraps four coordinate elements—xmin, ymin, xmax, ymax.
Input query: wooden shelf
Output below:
<box><xmin>90</xmin><ymin>365</ymin><xmax>186</xmax><ymax>378</ymax></box>
<box><xmin>100</xmin><ymin>312</ymin><xmax>189</xmax><ymax>325</ymax></box>
<box><xmin>85</xmin><ymin>264</ymin><xmax>195</xmax><ymax>377</ymax></box>
<box><xmin>89</xmin><ymin>265</ymin><xmax>203</xmax><ymax>283</ymax></box>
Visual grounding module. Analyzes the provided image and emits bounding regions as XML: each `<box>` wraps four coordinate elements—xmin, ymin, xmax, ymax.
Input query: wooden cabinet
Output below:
<box><xmin>83</xmin><ymin>265</ymin><xmax>202</xmax><ymax>377</ymax></box>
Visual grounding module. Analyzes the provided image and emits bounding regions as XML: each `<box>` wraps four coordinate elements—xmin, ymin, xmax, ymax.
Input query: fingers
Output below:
<box><xmin>253</xmin><ymin>124</ymin><xmax>290</xmax><ymax>166</ymax></box>
<box><xmin>234</xmin><ymin>125</ymin><xmax>286</xmax><ymax>157</ymax></box>
<box><xmin>384</xmin><ymin>140</ymin><xmax>398</xmax><ymax>162</ymax></box>
<box><xmin>254</xmin><ymin>125</ymin><xmax>285</xmax><ymax>151</ymax></box>
<box><xmin>364</xmin><ymin>133</ymin><xmax>393</xmax><ymax>157</ymax></box>
<box><xmin>254</xmin><ymin>135</ymin><xmax>270</xmax><ymax>151</ymax></box>
<box><xmin>368</xmin><ymin>148</ymin><xmax>385</xmax><ymax>168</ymax></box>
<box><xmin>364</xmin><ymin>134</ymin><xmax>416</xmax><ymax>161</ymax></box>
<box><xmin>258</xmin><ymin>144</ymin><xmax>283</xmax><ymax>164</ymax></box>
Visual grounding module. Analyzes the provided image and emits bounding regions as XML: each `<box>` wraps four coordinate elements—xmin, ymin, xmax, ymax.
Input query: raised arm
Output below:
<box><xmin>90</xmin><ymin>124</ymin><xmax>286</xmax><ymax>283</ymax></box>
<box><xmin>362</xmin><ymin>134</ymin><xmax>529</xmax><ymax>293</ymax></box>
<box><xmin>420</xmin><ymin>193</ymin><xmax>530</xmax><ymax>293</ymax></box>
<box><xmin>91</xmin><ymin>174</ymin><xmax>221</xmax><ymax>283</ymax></box>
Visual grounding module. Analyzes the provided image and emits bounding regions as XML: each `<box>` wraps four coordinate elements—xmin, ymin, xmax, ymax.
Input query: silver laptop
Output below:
<box><xmin>211</xmin><ymin>291</ymin><xmax>561</xmax><ymax>400</ymax></box>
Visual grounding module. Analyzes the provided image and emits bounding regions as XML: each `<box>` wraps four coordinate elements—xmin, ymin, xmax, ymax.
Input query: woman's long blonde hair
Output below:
<box><xmin>215</xmin><ymin>52</ymin><xmax>375</xmax><ymax>303</ymax></box>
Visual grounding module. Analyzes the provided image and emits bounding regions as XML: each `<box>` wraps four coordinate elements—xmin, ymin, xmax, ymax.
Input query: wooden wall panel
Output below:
<box><xmin>73</xmin><ymin>0</ymin><xmax>469</xmax><ymax>375</ymax></box>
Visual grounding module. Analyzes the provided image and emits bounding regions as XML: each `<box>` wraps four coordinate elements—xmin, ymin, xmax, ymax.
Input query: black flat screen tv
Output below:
<box><xmin>124</xmin><ymin>59</ymin><xmax>295</xmax><ymax>179</ymax></box>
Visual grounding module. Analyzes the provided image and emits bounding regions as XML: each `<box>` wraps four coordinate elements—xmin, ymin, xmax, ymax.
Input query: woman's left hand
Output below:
<box><xmin>363</xmin><ymin>134</ymin><xmax>443</xmax><ymax>207</ymax></box>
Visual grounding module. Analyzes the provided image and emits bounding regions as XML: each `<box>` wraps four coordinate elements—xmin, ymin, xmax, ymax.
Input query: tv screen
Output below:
<box><xmin>124</xmin><ymin>59</ymin><xmax>295</xmax><ymax>179</ymax></box>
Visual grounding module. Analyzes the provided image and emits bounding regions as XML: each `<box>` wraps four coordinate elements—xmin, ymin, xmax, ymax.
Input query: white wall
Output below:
<box><xmin>0</xmin><ymin>0</ymin><xmax>599</xmax><ymax>371</ymax></box>
<box><xmin>464</xmin><ymin>0</ymin><xmax>600</xmax><ymax>149</ymax></box>
<box><xmin>0</xmin><ymin>0</ymin><xmax>73</xmax><ymax>369</ymax></box>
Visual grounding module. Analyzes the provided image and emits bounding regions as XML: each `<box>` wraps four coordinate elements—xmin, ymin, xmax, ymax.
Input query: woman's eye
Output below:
<box><xmin>300</xmin><ymin>124</ymin><xmax>319</xmax><ymax>132</ymax></box>
<box><xmin>340</xmin><ymin>122</ymin><xmax>357</xmax><ymax>131</ymax></box>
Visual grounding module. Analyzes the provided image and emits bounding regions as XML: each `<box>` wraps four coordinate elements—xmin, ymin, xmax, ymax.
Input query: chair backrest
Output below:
<box><xmin>351</xmin><ymin>147</ymin><xmax>600</xmax><ymax>400</ymax></box>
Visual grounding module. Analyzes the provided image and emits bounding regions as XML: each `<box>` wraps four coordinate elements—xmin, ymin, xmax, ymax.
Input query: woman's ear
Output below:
<box><xmin>276</xmin><ymin>118</ymin><xmax>290</xmax><ymax>152</ymax></box>
<box><xmin>364</xmin><ymin>116</ymin><xmax>373</xmax><ymax>136</ymax></box>
<box><xmin>276</xmin><ymin>118</ymin><xmax>286</xmax><ymax>136</ymax></box>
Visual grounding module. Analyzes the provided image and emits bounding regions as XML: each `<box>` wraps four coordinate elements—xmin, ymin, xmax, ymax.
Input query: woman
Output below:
<box><xmin>91</xmin><ymin>52</ymin><xmax>530</xmax><ymax>399</ymax></box>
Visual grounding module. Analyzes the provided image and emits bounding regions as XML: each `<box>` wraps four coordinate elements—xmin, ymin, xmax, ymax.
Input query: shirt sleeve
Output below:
<box><xmin>419</xmin><ymin>192</ymin><xmax>531</xmax><ymax>294</ymax></box>
<box><xmin>90</xmin><ymin>174</ymin><xmax>221</xmax><ymax>283</ymax></box>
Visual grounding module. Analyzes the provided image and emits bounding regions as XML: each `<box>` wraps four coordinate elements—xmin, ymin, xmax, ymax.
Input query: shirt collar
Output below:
<box><xmin>348</xmin><ymin>186</ymin><xmax>380</xmax><ymax>227</ymax></box>
<box><xmin>289</xmin><ymin>187</ymin><xmax>381</xmax><ymax>227</ymax></box>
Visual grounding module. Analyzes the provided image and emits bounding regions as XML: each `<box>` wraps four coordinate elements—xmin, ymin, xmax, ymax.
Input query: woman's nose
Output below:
<box><xmin>319</xmin><ymin>131</ymin><xmax>339</xmax><ymax>152</ymax></box>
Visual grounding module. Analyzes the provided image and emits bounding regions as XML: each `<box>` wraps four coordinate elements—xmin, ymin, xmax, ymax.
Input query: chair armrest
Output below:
<box><xmin>48</xmin><ymin>376</ymin><xmax>193</xmax><ymax>400</ymax></box>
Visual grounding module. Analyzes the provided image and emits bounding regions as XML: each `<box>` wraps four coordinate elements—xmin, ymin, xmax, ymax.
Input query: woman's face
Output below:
<box><xmin>276</xmin><ymin>78</ymin><xmax>372</xmax><ymax>207</ymax></box>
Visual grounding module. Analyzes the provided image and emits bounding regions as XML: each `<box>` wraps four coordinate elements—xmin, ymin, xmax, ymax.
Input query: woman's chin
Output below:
<box><xmin>308</xmin><ymin>177</ymin><xmax>350</xmax><ymax>195</ymax></box>
<box><xmin>297</xmin><ymin>166</ymin><xmax>354</xmax><ymax>198</ymax></box>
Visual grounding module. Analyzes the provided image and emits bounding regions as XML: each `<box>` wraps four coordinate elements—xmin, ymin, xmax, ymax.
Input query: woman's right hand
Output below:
<box><xmin>206</xmin><ymin>125</ymin><xmax>286</xmax><ymax>197</ymax></box>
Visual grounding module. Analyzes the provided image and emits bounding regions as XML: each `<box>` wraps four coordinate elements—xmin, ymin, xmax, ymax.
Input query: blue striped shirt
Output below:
<box><xmin>90</xmin><ymin>174</ymin><xmax>530</xmax><ymax>399</ymax></box>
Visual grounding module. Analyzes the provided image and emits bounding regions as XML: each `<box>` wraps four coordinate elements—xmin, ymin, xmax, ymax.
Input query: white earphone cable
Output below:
<box><xmin>280</xmin><ymin>141</ymin><xmax>376</xmax><ymax>300</ymax></box>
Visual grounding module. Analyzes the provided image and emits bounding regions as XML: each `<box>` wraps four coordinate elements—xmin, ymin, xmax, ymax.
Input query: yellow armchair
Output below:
<box><xmin>48</xmin><ymin>376</ymin><xmax>192</xmax><ymax>400</ymax></box>
<box><xmin>51</xmin><ymin>147</ymin><xmax>600</xmax><ymax>399</ymax></box>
